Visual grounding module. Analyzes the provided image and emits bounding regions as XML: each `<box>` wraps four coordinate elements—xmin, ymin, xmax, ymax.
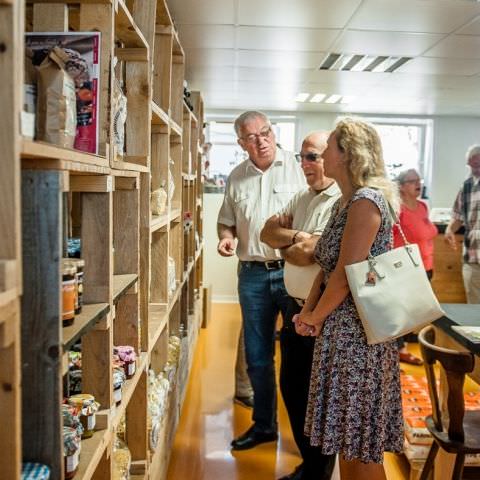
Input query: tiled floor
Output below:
<box><xmin>166</xmin><ymin>303</ymin><xmax>426</xmax><ymax>480</ymax></box>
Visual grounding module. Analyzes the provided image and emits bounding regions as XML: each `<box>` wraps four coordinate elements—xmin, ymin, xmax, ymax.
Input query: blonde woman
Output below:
<box><xmin>294</xmin><ymin>118</ymin><xmax>403</xmax><ymax>480</ymax></box>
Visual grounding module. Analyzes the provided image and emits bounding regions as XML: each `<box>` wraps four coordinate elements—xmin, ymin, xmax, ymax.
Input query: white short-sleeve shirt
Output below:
<box><xmin>218</xmin><ymin>149</ymin><xmax>306</xmax><ymax>261</ymax></box>
<box><xmin>282</xmin><ymin>182</ymin><xmax>341</xmax><ymax>235</ymax></box>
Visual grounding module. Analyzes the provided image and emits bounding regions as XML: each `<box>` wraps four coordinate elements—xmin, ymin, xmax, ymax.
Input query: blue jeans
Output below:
<box><xmin>238</xmin><ymin>261</ymin><xmax>290</xmax><ymax>432</ymax></box>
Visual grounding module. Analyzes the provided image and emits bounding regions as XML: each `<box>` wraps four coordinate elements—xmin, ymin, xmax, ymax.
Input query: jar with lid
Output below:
<box><xmin>113</xmin><ymin>367</ymin><xmax>126</xmax><ymax>406</ymax></box>
<box><xmin>68</xmin><ymin>394</ymin><xmax>99</xmax><ymax>439</ymax></box>
<box><xmin>114</xmin><ymin>346</ymin><xmax>137</xmax><ymax>379</ymax></box>
<box><xmin>21</xmin><ymin>462</ymin><xmax>51</xmax><ymax>480</ymax></box>
<box><xmin>62</xmin><ymin>260</ymin><xmax>77</xmax><ymax>327</ymax></box>
<box><xmin>63</xmin><ymin>426</ymin><xmax>81</xmax><ymax>479</ymax></box>
<box><xmin>70</xmin><ymin>258</ymin><xmax>85</xmax><ymax>314</ymax></box>
<box><xmin>62</xmin><ymin>403</ymin><xmax>84</xmax><ymax>438</ymax></box>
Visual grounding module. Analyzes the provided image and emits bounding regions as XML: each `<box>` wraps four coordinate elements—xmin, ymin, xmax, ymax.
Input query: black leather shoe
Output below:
<box><xmin>278</xmin><ymin>464</ymin><xmax>304</xmax><ymax>480</ymax></box>
<box><xmin>231</xmin><ymin>426</ymin><xmax>278</xmax><ymax>450</ymax></box>
<box><xmin>234</xmin><ymin>395</ymin><xmax>254</xmax><ymax>408</ymax></box>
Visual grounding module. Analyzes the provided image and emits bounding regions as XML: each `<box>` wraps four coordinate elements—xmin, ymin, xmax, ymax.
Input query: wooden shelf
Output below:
<box><xmin>75</xmin><ymin>429</ymin><xmax>111</xmax><ymax>480</ymax></box>
<box><xmin>112</xmin><ymin>352</ymin><xmax>148</xmax><ymax>430</ymax></box>
<box><xmin>151</xmin><ymin>102</ymin><xmax>169</xmax><ymax>126</ymax></box>
<box><xmin>63</xmin><ymin>303</ymin><xmax>110</xmax><ymax>351</ymax></box>
<box><xmin>149</xmin><ymin>305</ymin><xmax>168</xmax><ymax>347</ymax></box>
<box><xmin>113</xmin><ymin>274</ymin><xmax>138</xmax><ymax>304</ymax></box>
<box><xmin>170</xmin><ymin>207</ymin><xmax>182</xmax><ymax>224</ymax></box>
<box><xmin>170</xmin><ymin>119</ymin><xmax>182</xmax><ymax>137</ymax></box>
<box><xmin>21</xmin><ymin>140</ymin><xmax>110</xmax><ymax>172</ymax></box>
<box><xmin>150</xmin><ymin>212</ymin><xmax>169</xmax><ymax>233</ymax></box>
<box><xmin>115</xmin><ymin>0</ymin><xmax>149</xmax><ymax>50</ymax></box>
<box><xmin>111</xmin><ymin>157</ymin><xmax>150</xmax><ymax>173</ymax></box>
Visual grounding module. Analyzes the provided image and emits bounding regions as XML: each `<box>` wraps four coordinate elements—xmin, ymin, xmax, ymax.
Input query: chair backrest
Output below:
<box><xmin>418</xmin><ymin>326</ymin><xmax>475</xmax><ymax>442</ymax></box>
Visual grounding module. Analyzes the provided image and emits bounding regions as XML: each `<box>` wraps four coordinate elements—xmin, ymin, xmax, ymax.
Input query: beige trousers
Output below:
<box><xmin>462</xmin><ymin>263</ymin><xmax>480</xmax><ymax>303</ymax></box>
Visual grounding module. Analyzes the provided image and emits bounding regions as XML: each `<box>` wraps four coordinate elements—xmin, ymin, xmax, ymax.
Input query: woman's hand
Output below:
<box><xmin>292</xmin><ymin>312</ymin><xmax>323</xmax><ymax>337</ymax></box>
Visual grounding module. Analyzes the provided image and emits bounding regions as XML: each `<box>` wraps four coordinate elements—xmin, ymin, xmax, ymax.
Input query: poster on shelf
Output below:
<box><xmin>25</xmin><ymin>32</ymin><xmax>101</xmax><ymax>155</ymax></box>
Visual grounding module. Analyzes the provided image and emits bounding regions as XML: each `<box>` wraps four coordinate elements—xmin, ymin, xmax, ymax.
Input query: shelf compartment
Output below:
<box><xmin>21</xmin><ymin>140</ymin><xmax>110</xmax><ymax>173</ymax></box>
<box><xmin>112</xmin><ymin>351</ymin><xmax>148</xmax><ymax>430</ymax></box>
<box><xmin>115</xmin><ymin>0</ymin><xmax>149</xmax><ymax>50</ymax></box>
<box><xmin>75</xmin><ymin>428</ymin><xmax>112</xmax><ymax>480</ymax></box>
<box><xmin>113</xmin><ymin>274</ymin><xmax>138</xmax><ymax>303</ymax></box>
<box><xmin>151</xmin><ymin>101</ymin><xmax>169</xmax><ymax>126</ymax></box>
<box><xmin>148</xmin><ymin>304</ymin><xmax>168</xmax><ymax>348</ymax></box>
<box><xmin>63</xmin><ymin>303</ymin><xmax>110</xmax><ymax>351</ymax></box>
<box><xmin>150</xmin><ymin>212</ymin><xmax>169</xmax><ymax>233</ymax></box>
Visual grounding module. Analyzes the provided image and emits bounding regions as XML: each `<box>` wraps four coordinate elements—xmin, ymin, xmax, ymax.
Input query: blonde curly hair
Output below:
<box><xmin>334</xmin><ymin>117</ymin><xmax>399</xmax><ymax>211</ymax></box>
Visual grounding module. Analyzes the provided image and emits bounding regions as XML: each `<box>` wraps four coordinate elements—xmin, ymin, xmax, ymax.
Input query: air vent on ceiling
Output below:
<box><xmin>319</xmin><ymin>53</ymin><xmax>412</xmax><ymax>73</ymax></box>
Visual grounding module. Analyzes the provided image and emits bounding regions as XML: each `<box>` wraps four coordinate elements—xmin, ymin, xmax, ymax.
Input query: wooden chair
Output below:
<box><xmin>418</xmin><ymin>326</ymin><xmax>480</xmax><ymax>480</ymax></box>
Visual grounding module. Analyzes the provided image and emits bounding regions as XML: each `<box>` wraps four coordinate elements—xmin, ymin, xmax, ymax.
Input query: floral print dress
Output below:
<box><xmin>304</xmin><ymin>188</ymin><xmax>404</xmax><ymax>464</ymax></box>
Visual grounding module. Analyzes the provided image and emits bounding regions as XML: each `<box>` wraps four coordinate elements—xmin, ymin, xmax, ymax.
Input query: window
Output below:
<box><xmin>369</xmin><ymin>119</ymin><xmax>433</xmax><ymax>183</ymax></box>
<box><xmin>203</xmin><ymin>120</ymin><xmax>296</xmax><ymax>193</ymax></box>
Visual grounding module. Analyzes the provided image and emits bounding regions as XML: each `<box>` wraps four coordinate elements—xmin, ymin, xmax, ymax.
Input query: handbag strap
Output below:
<box><xmin>386</xmin><ymin>200</ymin><xmax>410</xmax><ymax>247</ymax></box>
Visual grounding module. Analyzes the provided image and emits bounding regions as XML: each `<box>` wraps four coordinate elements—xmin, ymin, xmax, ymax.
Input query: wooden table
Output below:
<box><xmin>431</xmin><ymin>304</ymin><xmax>480</xmax><ymax>479</ymax></box>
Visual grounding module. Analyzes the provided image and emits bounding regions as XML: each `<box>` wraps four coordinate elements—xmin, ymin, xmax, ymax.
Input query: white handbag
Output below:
<box><xmin>344</xmin><ymin>205</ymin><xmax>445</xmax><ymax>345</ymax></box>
<box><xmin>283</xmin><ymin>261</ymin><xmax>321</xmax><ymax>300</ymax></box>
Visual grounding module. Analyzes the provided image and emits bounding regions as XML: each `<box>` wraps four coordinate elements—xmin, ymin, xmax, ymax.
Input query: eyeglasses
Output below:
<box><xmin>295</xmin><ymin>152</ymin><xmax>322</xmax><ymax>163</ymax></box>
<box><xmin>401</xmin><ymin>178</ymin><xmax>423</xmax><ymax>185</ymax></box>
<box><xmin>239</xmin><ymin>126</ymin><xmax>272</xmax><ymax>144</ymax></box>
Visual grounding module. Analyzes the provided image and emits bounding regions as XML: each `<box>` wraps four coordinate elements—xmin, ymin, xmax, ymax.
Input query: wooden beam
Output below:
<box><xmin>70</xmin><ymin>175</ymin><xmax>113</xmax><ymax>193</ymax></box>
<box><xmin>114</xmin><ymin>47</ymin><xmax>148</xmax><ymax>62</ymax></box>
<box><xmin>33</xmin><ymin>3</ymin><xmax>68</xmax><ymax>31</ymax></box>
<box><xmin>21</xmin><ymin>170</ymin><xmax>63</xmax><ymax>476</ymax></box>
<box><xmin>114</xmin><ymin>176</ymin><xmax>138</xmax><ymax>190</ymax></box>
<box><xmin>0</xmin><ymin>260</ymin><xmax>17</xmax><ymax>293</ymax></box>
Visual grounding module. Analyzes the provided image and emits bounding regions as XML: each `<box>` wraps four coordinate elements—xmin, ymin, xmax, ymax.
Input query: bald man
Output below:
<box><xmin>261</xmin><ymin>132</ymin><xmax>340</xmax><ymax>480</ymax></box>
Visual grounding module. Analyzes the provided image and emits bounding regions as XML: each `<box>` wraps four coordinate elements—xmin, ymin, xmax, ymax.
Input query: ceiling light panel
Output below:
<box><xmin>310</xmin><ymin>93</ymin><xmax>327</xmax><ymax>103</ymax></box>
<box><xmin>325</xmin><ymin>94</ymin><xmax>342</xmax><ymax>103</ymax></box>
<box><xmin>295</xmin><ymin>93</ymin><xmax>310</xmax><ymax>102</ymax></box>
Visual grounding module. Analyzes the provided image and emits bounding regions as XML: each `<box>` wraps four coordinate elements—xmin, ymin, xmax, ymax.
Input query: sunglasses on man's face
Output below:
<box><xmin>295</xmin><ymin>152</ymin><xmax>322</xmax><ymax>163</ymax></box>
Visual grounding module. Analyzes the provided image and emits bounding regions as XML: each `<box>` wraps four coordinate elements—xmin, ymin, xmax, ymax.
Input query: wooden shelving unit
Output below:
<box><xmin>0</xmin><ymin>2</ymin><xmax>23</xmax><ymax>479</ymax></box>
<box><xmin>1</xmin><ymin>0</ymin><xmax>206</xmax><ymax>478</ymax></box>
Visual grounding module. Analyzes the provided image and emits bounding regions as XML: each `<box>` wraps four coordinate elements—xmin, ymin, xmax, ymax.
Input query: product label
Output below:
<box><xmin>87</xmin><ymin>414</ymin><xmax>96</xmax><ymax>430</ymax></box>
<box><xmin>66</xmin><ymin>450</ymin><xmax>79</xmax><ymax>472</ymax></box>
<box><xmin>114</xmin><ymin>387</ymin><xmax>122</xmax><ymax>403</ymax></box>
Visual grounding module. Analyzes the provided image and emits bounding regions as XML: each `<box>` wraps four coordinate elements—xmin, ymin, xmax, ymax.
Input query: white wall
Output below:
<box><xmin>204</xmin><ymin>110</ymin><xmax>480</xmax><ymax>299</ymax></box>
<box><xmin>203</xmin><ymin>193</ymin><xmax>239</xmax><ymax>302</ymax></box>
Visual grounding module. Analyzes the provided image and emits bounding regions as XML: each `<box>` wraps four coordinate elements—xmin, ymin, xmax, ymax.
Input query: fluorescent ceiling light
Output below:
<box><xmin>325</xmin><ymin>94</ymin><xmax>342</xmax><ymax>104</ymax></box>
<box><xmin>350</xmin><ymin>55</ymin><xmax>377</xmax><ymax>72</ymax></box>
<box><xmin>372</xmin><ymin>56</ymin><xmax>399</xmax><ymax>73</ymax></box>
<box><xmin>332</xmin><ymin>54</ymin><xmax>355</xmax><ymax>70</ymax></box>
<box><xmin>295</xmin><ymin>93</ymin><xmax>310</xmax><ymax>102</ymax></box>
<box><xmin>340</xmin><ymin>96</ymin><xmax>355</xmax><ymax>104</ymax></box>
<box><xmin>310</xmin><ymin>93</ymin><xmax>327</xmax><ymax>103</ymax></box>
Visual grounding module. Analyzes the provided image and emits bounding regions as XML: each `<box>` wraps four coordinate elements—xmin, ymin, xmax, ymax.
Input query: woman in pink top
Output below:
<box><xmin>393</xmin><ymin>168</ymin><xmax>438</xmax><ymax>365</ymax></box>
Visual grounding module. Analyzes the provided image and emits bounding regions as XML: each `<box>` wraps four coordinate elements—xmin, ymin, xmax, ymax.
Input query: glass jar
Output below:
<box><xmin>114</xmin><ymin>346</ymin><xmax>137</xmax><ymax>379</ymax></box>
<box><xmin>62</xmin><ymin>260</ymin><xmax>77</xmax><ymax>327</ymax></box>
<box><xmin>68</xmin><ymin>394</ymin><xmax>99</xmax><ymax>439</ymax></box>
<box><xmin>63</xmin><ymin>426</ymin><xmax>81</xmax><ymax>480</ymax></box>
<box><xmin>70</xmin><ymin>258</ymin><xmax>85</xmax><ymax>314</ymax></box>
<box><xmin>62</xmin><ymin>404</ymin><xmax>84</xmax><ymax>438</ymax></box>
<box><xmin>113</xmin><ymin>368</ymin><xmax>126</xmax><ymax>406</ymax></box>
<box><xmin>21</xmin><ymin>462</ymin><xmax>51</xmax><ymax>480</ymax></box>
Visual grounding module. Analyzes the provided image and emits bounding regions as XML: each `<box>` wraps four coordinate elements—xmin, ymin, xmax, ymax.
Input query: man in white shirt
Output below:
<box><xmin>260</xmin><ymin>131</ymin><xmax>339</xmax><ymax>480</ymax></box>
<box><xmin>217</xmin><ymin>111</ymin><xmax>306</xmax><ymax>450</ymax></box>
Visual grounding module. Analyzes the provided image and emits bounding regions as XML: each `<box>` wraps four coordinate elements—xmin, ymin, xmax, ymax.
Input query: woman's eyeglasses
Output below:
<box><xmin>295</xmin><ymin>152</ymin><xmax>322</xmax><ymax>163</ymax></box>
